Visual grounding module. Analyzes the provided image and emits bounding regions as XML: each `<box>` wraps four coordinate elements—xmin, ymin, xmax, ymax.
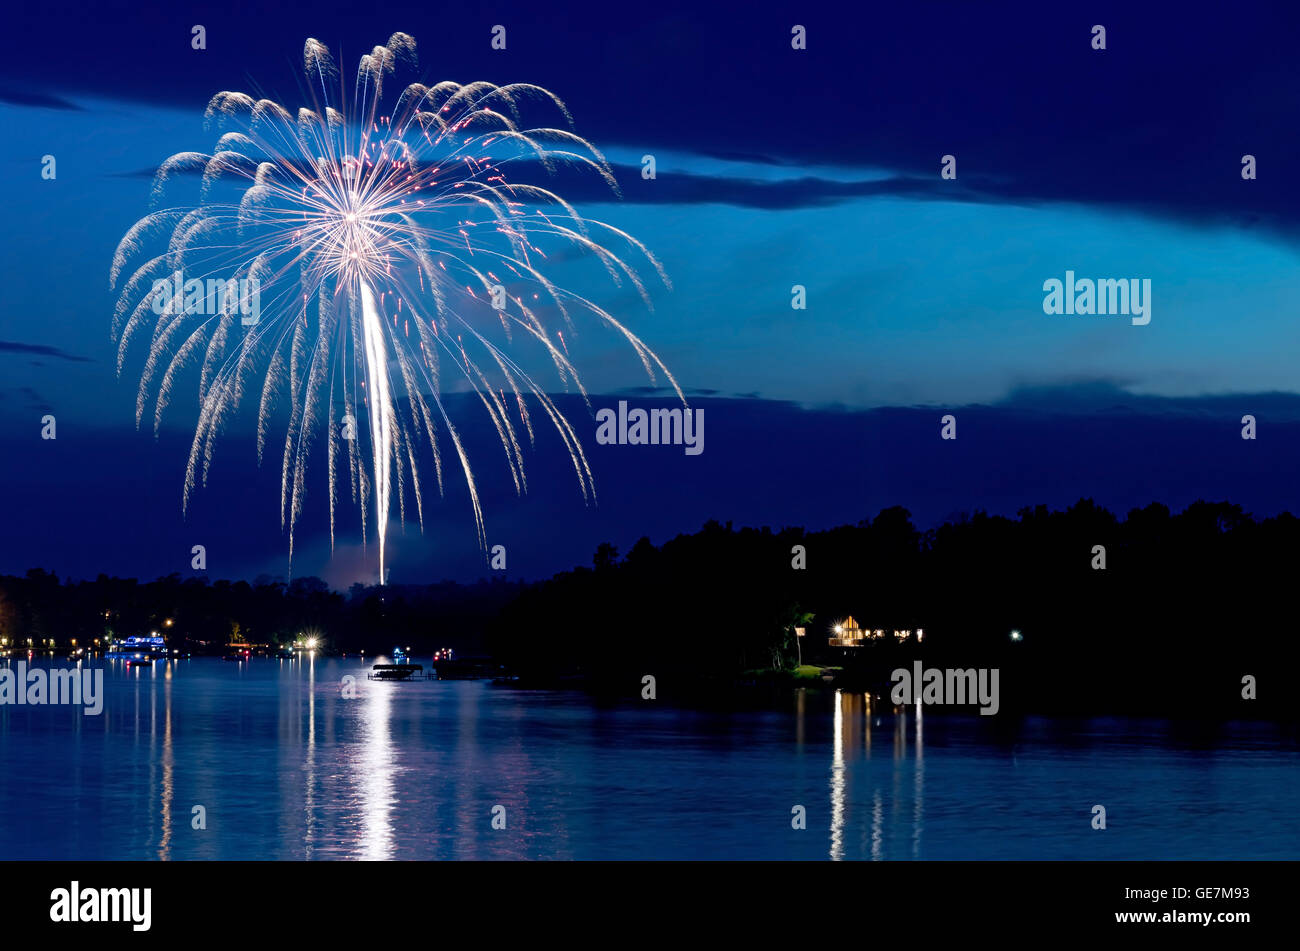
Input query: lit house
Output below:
<box><xmin>828</xmin><ymin>617</ymin><xmax>923</xmax><ymax>648</ymax></box>
<box><xmin>828</xmin><ymin>617</ymin><xmax>870</xmax><ymax>647</ymax></box>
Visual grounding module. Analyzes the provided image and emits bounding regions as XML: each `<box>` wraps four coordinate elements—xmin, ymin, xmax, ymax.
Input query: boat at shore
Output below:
<box><xmin>104</xmin><ymin>635</ymin><xmax>167</xmax><ymax>660</ymax></box>
<box><xmin>368</xmin><ymin>663</ymin><xmax>431</xmax><ymax>681</ymax></box>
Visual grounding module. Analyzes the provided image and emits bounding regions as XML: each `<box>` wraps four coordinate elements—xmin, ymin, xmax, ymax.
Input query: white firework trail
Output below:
<box><xmin>111</xmin><ymin>32</ymin><xmax>682</xmax><ymax>584</ymax></box>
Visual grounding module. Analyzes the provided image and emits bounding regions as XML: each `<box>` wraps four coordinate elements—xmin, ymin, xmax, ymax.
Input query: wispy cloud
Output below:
<box><xmin>0</xmin><ymin>88</ymin><xmax>83</xmax><ymax>110</ymax></box>
<box><xmin>0</xmin><ymin>340</ymin><xmax>93</xmax><ymax>363</ymax></box>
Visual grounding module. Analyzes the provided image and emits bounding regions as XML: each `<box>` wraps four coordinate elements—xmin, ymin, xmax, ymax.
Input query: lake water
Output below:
<box><xmin>0</xmin><ymin>657</ymin><xmax>1295</xmax><ymax>860</ymax></box>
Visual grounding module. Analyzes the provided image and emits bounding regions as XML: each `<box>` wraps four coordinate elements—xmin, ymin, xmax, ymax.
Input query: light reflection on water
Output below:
<box><xmin>825</xmin><ymin>689</ymin><xmax>925</xmax><ymax>861</ymax></box>
<box><xmin>0</xmin><ymin>658</ymin><xmax>1295</xmax><ymax>860</ymax></box>
<box><xmin>356</xmin><ymin>673</ymin><xmax>395</xmax><ymax>860</ymax></box>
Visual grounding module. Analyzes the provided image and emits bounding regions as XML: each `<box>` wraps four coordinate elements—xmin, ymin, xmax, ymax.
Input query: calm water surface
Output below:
<box><xmin>0</xmin><ymin>657</ymin><xmax>1295</xmax><ymax>860</ymax></box>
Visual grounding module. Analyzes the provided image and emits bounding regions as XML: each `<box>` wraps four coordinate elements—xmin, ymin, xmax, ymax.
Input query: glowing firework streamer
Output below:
<box><xmin>359</xmin><ymin>280</ymin><xmax>392</xmax><ymax>583</ymax></box>
<box><xmin>111</xmin><ymin>32</ymin><xmax>683</xmax><ymax>583</ymax></box>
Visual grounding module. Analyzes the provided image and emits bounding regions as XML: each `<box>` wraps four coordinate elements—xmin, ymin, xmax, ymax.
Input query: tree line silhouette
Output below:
<box><xmin>490</xmin><ymin>499</ymin><xmax>1297</xmax><ymax>717</ymax></box>
<box><xmin>0</xmin><ymin>499</ymin><xmax>1294</xmax><ymax>716</ymax></box>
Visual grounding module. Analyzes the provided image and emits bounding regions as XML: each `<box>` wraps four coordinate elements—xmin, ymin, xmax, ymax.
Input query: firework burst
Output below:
<box><xmin>111</xmin><ymin>32</ymin><xmax>681</xmax><ymax>583</ymax></box>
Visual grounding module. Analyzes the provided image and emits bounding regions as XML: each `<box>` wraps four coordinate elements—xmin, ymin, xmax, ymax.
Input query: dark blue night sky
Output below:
<box><xmin>2</xmin><ymin>1</ymin><xmax>1300</xmax><ymax>585</ymax></box>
